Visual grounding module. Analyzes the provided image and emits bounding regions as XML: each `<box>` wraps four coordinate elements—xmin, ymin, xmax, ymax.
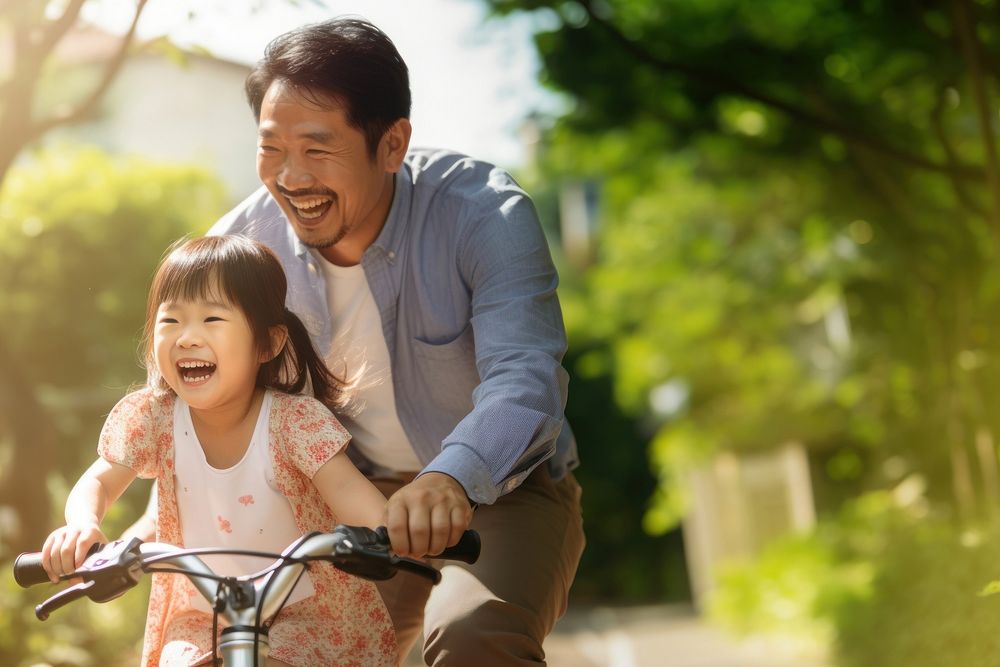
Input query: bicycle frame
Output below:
<box><xmin>142</xmin><ymin>531</ymin><xmax>397</xmax><ymax>666</ymax></box>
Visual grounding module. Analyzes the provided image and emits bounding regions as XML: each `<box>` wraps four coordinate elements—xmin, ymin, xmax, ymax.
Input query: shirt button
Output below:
<box><xmin>388</xmin><ymin>251</ymin><xmax>396</xmax><ymax>260</ymax></box>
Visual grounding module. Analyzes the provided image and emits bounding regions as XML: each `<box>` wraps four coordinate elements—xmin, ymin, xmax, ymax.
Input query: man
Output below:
<box><xmin>212</xmin><ymin>18</ymin><xmax>583</xmax><ymax>665</ymax></box>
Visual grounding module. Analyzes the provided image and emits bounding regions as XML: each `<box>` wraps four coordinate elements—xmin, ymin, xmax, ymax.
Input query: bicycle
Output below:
<box><xmin>13</xmin><ymin>525</ymin><xmax>481</xmax><ymax>666</ymax></box>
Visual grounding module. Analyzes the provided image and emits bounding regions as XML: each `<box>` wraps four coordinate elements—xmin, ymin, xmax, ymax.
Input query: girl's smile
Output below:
<box><xmin>176</xmin><ymin>359</ymin><xmax>217</xmax><ymax>385</ymax></box>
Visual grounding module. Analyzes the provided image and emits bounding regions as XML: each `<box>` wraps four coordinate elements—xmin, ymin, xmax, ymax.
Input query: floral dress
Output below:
<box><xmin>98</xmin><ymin>388</ymin><xmax>397</xmax><ymax>666</ymax></box>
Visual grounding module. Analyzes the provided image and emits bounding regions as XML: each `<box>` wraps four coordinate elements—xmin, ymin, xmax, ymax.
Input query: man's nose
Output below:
<box><xmin>276</xmin><ymin>155</ymin><xmax>315</xmax><ymax>190</ymax></box>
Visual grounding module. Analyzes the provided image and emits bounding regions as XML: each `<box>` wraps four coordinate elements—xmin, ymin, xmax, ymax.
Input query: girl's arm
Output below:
<box><xmin>119</xmin><ymin>482</ymin><xmax>157</xmax><ymax>542</ymax></box>
<box><xmin>41</xmin><ymin>457</ymin><xmax>137</xmax><ymax>582</ymax></box>
<box><xmin>312</xmin><ymin>453</ymin><xmax>387</xmax><ymax>529</ymax></box>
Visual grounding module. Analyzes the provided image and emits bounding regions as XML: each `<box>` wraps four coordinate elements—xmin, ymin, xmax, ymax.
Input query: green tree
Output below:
<box><xmin>0</xmin><ymin>146</ymin><xmax>225</xmax><ymax>665</ymax></box>
<box><xmin>487</xmin><ymin>0</ymin><xmax>1000</xmax><ymax>546</ymax></box>
<box><xmin>0</xmin><ymin>0</ymin><xmax>306</xmax><ymax>554</ymax></box>
<box><xmin>0</xmin><ymin>147</ymin><xmax>226</xmax><ymax>555</ymax></box>
<box><xmin>0</xmin><ymin>0</ymin><xmax>151</xmax><ymax>556</ymax></box>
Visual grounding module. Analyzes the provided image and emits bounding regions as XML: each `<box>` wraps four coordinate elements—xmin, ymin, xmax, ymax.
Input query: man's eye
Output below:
<box><xmin>307</xmin><ymin>149</ymin><xmax>330</xmax><ymax>157</ymax></box>
<box><xmin>258</xmin><ymin>145</ymin><xmax>279</xmax><ymax>153</ymax></box>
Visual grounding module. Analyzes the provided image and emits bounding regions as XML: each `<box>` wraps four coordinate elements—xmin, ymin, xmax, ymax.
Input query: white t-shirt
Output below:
<box><xmin>173</xmin><ymin>391</ymin><xmax>314</xmax><ymax>613</ymax></box>
<box><xmin>314</xmin><ymin>252</ymin><xmax>421</xmax><ymax>472</ymax></box>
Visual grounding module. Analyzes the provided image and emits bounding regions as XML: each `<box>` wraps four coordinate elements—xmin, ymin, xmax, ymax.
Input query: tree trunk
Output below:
<box><xmin>0</xmin><ymin>333</ymin><xmax>58</xmax><ymax>556</ymax></box>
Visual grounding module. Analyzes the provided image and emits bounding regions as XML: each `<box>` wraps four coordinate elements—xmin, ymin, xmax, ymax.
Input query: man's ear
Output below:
<box><xmin>262</xmin><ymin>325</ymin><xmax>289</xmax><ymax>363</ymax></box>
<box><xmin>381</xmin><ymin>118</ymin><xmax>412</xmax><ymax>173</ymax></box>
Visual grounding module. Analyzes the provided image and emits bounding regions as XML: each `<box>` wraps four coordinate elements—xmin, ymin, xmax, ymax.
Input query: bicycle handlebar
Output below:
<box><xmin>13</xmin><ymin>526</ymin><xmax>481</xmax><ymax>622</ymax></box>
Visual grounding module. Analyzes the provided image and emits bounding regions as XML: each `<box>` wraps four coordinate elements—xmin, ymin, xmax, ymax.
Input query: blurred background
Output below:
<box><xmin>5</xmin><ymin>0</ymin><xmax>1000</xmax><ymax>665</ymax></box>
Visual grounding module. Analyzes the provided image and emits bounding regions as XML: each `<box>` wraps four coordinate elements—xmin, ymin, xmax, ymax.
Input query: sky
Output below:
<box><xmin>81</xmin><ymin>0</ymin><xmax>563</xmax><ymax>168</ymax></box>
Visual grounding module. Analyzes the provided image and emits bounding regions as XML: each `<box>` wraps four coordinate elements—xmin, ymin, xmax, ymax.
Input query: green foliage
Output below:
<box><xmin>709</xmin><ymin>534</ymin><xmax>863</xmax><ymax>654</ymax></box>
<box><xmin>562</xmin><ymin>345</ymin><xmax>690</xmax><ymax>603</ymax></box>
<box><xmin>705</xmin><ymin>477</ymin><xmax>980</xmax><ymax>662</ymax></box>
<box><xmin>490</xmin><ymin>0</ymin><xmax>1000</xmax><ymax>542</ymax></box>
<box><xmin>0</xmin><ymin>566</ymin><xmax>148</xmax><ymax>667</ymax></box>
<box><xmin>834</xmin><ymin>522</ymin><xmax>1000</xmax><ymax>667</ymax></box>
<box><xmin>0</xmin><ymin>146</ymin><xmax>225</xmax><ymax>474</ymax></box>
<box><xmin>0</xmin><ymin>146</ymin><xmax>225</xmax><ymax>664</ymax></box>
<box><xmin>0</xmin><ymin>145</ymin><xmax>225</xmax><ymax>394</ymax></box>
<box><xmin>705</xmin><ymin>483</ymin><xmax>925</xmax><ymax>650</ymax></box>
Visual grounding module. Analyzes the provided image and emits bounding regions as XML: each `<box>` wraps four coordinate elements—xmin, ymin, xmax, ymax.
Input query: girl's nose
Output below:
<box><xmin>176</xmin><ymin>327</ymin><xmax>203</xmax><ymax>348</ymax></box>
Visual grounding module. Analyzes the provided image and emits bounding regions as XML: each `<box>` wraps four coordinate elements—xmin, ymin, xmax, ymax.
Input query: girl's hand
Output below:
<box><xmin>41</xmin><ymin>523</ymin><xmax>107</xmax><ymax>583</ymax></box>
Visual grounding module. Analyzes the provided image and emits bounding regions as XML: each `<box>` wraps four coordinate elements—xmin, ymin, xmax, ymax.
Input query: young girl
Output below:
<box><xmin>41</xmin><ymin>235</ymin><xmax>396</xmax><ymax>667</ymax></box>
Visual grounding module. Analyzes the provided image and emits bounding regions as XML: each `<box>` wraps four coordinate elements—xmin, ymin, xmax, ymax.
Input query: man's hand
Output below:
<box><xmin>383</xmin><ymin>472</ymin><xmax>474</xmax><ymax>558</ymax></box>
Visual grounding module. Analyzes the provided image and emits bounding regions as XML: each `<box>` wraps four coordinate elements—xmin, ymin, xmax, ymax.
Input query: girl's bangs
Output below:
<box><xmin>153</xmin><ymin>250</ymin><xmax>239</xmax><ymax>308</ymax></box>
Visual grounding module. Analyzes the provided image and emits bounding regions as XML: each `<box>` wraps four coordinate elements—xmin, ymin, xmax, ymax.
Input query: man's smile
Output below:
<box><xmin>277</xmin><ymin>187</ymin><xmax>337</xmax><ymax>223</ymax></box>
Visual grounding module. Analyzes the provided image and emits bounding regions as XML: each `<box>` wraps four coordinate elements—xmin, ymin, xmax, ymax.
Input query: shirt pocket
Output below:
<box><xmin>411</xmin><ymin>324</ymin><xmax>479</xmax><ymax>412</ymax></box>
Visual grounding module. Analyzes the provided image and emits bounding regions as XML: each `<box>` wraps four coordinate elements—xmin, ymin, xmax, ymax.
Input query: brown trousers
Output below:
<box><xmin>371</xmin><ymin>467</ymin><xmax>585</xmax><ymax>666</ymax></box>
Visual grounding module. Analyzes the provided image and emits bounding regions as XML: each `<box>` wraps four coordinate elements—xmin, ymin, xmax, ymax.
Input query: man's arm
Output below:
<box><xmin>387</xmin><ymin>182</ymin><xmax>568</xmax><ymax>556</ymax></box>
<box><xmin>423</xmin><ymin>188</ymin><xmax>569</xmax><ymax>504</ymax></box>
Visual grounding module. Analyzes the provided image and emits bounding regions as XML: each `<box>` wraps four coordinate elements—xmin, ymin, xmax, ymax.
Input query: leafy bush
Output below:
<box><xmin>706</xmin><ymin>480</ymin><xmax>931</xmax><ymax>658</ymax></box>
<box><xmin>0</xmin><ymin>146</ymin><xmax>226</xmax><ymax>665</ymax></box>
<box><xmin>0</xmin><ymin>566</ymin><xmax>149</xmax><ymax>667</ymax></box>
<box><xmin>835</xmin><ymin>524</ymin><xmax>1000</xmax><ymax>667</ymax></box>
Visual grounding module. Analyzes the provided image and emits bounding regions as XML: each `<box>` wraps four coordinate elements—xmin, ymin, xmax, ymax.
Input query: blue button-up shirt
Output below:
<box><xmin>209</xmin><ymin>148</ymin><xmax>578</xmax><ymax>504</ymax></box>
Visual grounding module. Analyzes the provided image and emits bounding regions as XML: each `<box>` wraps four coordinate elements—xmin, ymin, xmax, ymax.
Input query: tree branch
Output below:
<box><xmin>578</xmin><ymin>0</ymin><xmax>985</xmax><ymax>181</ymax></box>
<box><xmin>952</xmin><ymin>0</ymin><xmax>1000</xmax><ymax>229</ymax></box>
<box><xmin>36</xmin><ymin>0</ymin><xmax>88</xmax><ymax>58</ymax></box>
<box><xmin>931</xmin><ymin>84</ymin><xmax>989</xmax><ymax>221</ymax></box>
<box><xmin>27</xmin><ymin>0</ymin><xmax>149</xmax><ymax>142</ymax></box>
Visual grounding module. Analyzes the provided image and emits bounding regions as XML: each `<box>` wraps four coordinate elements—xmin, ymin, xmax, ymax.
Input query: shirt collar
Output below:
<box><xmin>370</xmin><ymin>164</ymin><xmax>411</xmax><ymax>260</ymax></box>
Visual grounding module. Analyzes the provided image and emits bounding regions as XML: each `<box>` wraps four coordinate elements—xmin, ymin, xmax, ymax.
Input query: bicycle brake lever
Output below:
<box><xmin>35</xmin><ymin>580</ymin><xmax>96</xmax><ymax>620</ymax></box>
<box><xmin>60</xmin><ymin>537</ymin><xmax>144</xmax><ymax>604</ymax></box>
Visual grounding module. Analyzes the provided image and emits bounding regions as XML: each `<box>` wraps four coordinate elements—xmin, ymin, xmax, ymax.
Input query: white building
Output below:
<box><xmin>43</xmin><ymin>25</ymin><xmax>259</xmax><ymax>202</ymax></box>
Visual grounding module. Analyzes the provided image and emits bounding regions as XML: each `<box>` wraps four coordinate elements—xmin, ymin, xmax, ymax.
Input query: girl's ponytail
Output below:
<box><xmin>259</xmin><ymin>307</ymin><xmax>348</xmax><ymax>411</ymax></box>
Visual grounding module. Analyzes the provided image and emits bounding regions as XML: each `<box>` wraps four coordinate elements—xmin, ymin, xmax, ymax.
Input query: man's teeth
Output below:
<box><xmin>289</xmin><ymin>195</ymin><xmax>332</xmax><ymax>219</ymax></box>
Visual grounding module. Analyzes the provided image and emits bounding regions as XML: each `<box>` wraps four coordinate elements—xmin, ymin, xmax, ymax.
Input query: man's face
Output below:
<box><xmin>256</xmin><ymin>80</ymin><xmax>395</xmax><ymax>263</ymax></box>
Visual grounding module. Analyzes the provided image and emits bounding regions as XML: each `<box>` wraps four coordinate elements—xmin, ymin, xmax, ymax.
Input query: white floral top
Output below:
<box><xmin>98</xmin><ymin>388</ymin><xmax>396</xmax><ymax>666</ymax></box>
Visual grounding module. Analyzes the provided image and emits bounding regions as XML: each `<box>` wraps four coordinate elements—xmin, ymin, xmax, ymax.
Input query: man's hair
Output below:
<box><xmin>245</xmin><ymin>18</ymin><xmax>411</xmax><ymax>157</ymax></box>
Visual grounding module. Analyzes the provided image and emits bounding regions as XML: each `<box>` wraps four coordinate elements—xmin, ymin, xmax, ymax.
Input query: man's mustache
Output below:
<box><xmin>276</xmin><ymin>185</ymin><xmax>336</xmax><ymax>198</ymax></box>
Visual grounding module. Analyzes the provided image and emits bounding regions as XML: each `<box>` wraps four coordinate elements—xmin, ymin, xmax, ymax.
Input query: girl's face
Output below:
<box><xmin>153</xmin><ymin>289</ymin><xmax>263</xmax><ymax>412</ymax></box>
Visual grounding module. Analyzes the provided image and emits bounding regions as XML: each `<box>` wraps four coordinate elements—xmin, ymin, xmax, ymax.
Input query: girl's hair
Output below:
<box><xmin>141</xmin><ymin>235</ymin><xmax>347</xmax><ymax>409</ymax></box>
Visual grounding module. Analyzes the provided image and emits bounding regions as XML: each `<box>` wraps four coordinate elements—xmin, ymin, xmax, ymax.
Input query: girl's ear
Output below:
<box><xmin>262</xmin><ymin>325</ymin><xmax>289</xmax><ymax>363</ymax></box>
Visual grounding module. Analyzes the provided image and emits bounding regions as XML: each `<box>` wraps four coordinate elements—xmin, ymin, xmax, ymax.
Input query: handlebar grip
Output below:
<box><xmin>13</xmin><ymin>552</ymin><xmax>50</xmax><ymax>588</ymax></box>
<box><xmin>435</xmin><ymin>530</ymin><xmax>481</xmax><ymax>564</ymax></box>
<box><xmin>13</xmin><ymin>542</ymin><xmax>103</xmax><ymax>588</ymax></box>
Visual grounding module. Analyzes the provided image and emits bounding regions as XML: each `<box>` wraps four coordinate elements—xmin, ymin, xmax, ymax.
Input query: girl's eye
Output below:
<box><xmin>205</xmin><ymin>316</ymin><xmax>224</xmax><ymax>323</ymax></box>
<box><xmin>159</xmin><ymin>318</ymin><xmax>178</xmax><ymax>324</ymax></box>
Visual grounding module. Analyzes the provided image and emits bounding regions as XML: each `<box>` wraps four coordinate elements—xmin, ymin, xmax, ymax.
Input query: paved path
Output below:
<box><xmin>544</xmin><ymin>604</ymin><xmax>828</xmax><ymax>667</ymax></box>
<box><xmin>405</xmin><ymin>604</ymin><xmax>829</xmax><ymax>666</ymax></box>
